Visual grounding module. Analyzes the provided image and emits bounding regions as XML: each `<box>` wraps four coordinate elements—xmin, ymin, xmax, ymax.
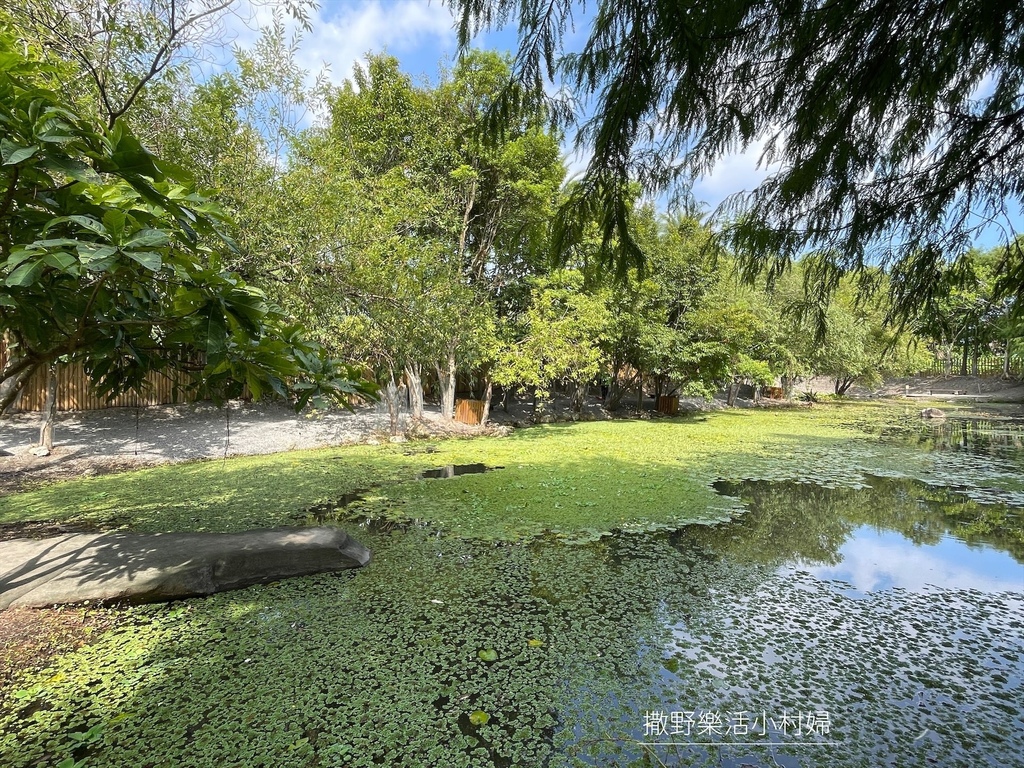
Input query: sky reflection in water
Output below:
<box><xmin>793</xmin><ymin>525</ymin><xmax>1024</xmax><ymax>595</ymax></box>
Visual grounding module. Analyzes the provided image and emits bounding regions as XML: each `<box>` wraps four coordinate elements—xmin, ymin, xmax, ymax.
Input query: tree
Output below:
<box><xmin>596</xmin><ymin>209</ymin><xmax>724</xmax><ymax>407</ymax></box>
<box><xmin>493</xmin><ymin>270</ymin><xmax>608</xmax><ymax>417</ymax></box>
<box><xmin>10</xmin><ymin>0</ymin><xmax>317</xmax><ymax>128</ymax></box>
<box><xmin>255</xmin><ymin>52</ymin><xmax>560</xmax><ymax>424</ymax></box>
<box><xmin>0</xmin><ymin>29</ymin><xmax>370</xmax><ymax>431</ymax></box>
<box><xmin>453</xmin><ymin>0</ymin><xmax>1024</xmax><ymax>315</ymax></box>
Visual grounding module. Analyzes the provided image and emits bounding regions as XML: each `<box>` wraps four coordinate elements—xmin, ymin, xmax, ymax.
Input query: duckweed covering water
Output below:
<box><xmin>1</xmin><ymin>405</ymin><xmax>1022</xmax><ymax>767</ymax></box>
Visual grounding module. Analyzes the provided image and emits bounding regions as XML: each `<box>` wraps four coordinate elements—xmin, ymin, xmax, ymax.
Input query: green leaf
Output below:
<box><xmin>7</xmin><ymin>248</ymin><xmax>35</xmax><ymax>269</ymax></box>
<box><xmin>102</xmin><ymin>209</ymin><xmax>127</xmax><ymax>241</ymax></box>
<box><xmin>1</xmin><ymin>139</ymin><xmax>38</xmax><ymax>165</ymax></box>
<box><xmin>468</xmin><ymin>710</ymin><xmax>490</xmax><ymax>726</ymax></box>
<box><xmin>77</xmin><ymin>244</ymin><xmax>118</xmax><ymax>266</ymax></box>
<box><xmin>5</xmin><ymin>260</ymin><xmax>44</xmax><ymax>287</ymax></box>
<box><xmin>477</xmin><ymin>649</ymin><xmax>498</xmax><ymax>662</ymax></box>
<box><xmin>125</xmin><ymin>251</ymin><xmax>162</xmax><ymax>271</ymax></box>
<box><xmin>123</xmin><ymin>229</ymin><xmax>170</xmax><ymax>249</ymax></box>
<box><xmin>42</xmin><ymin>252</ymin><xmax>78</xmax><ymax>273</ymax></box>
<box><xmin>40</xmin><ymin>155</ymin><xmax>101</xmax><ymax>184</ymax></box>
<box><xmin>67</xmin><ymin>215</ymin><xmax>107</xmax><ymax>237</ymax></box>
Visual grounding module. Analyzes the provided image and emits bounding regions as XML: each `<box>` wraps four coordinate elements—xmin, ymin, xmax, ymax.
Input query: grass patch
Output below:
<box><xmin>0</xmin><ymin>406</ymin><xmax>911</xmax><ymax>539</ymax></box>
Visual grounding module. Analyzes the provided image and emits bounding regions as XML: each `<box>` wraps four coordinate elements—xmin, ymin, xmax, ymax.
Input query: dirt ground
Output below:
<box><xmin>0</xmin><ymin>401</ymin><xmax>499</xmax><ymax>495</ymax></box>
<box><xmin>0</xmin><ymin>606</ymin><xmax>123</xmax><ymax>695</ymax></box>
<box><xmin>805</xmin><ymin>373</ymin><xmax>1024</xmax><ymax>400</ymax></box>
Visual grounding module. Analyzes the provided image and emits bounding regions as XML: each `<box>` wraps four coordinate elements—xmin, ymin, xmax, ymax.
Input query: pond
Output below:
<box><xmin>1</xmin><ymin>410</ymin><xmax>1022</xmax><ymax>768</ymax></box>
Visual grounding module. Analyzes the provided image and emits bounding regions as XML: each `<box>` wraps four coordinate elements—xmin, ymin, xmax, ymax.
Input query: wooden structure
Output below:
<box><xmin>1</xmin><ymin>339</ymin><xmax>196</xmax><ymax>412</ymax></box>
<box><xmin>656</xmin><ymin>395</ymin><xmax>679</xmax><ymax>415</ymax></box>
<box><xmin>14</xmin><ymin>363</ymin><xmax>192</xmax><ymax>412</ymax></box>
<box><xmin>454</xmin><ymin>398</ymin><xmax>485</xmax><ymax>425</ymax></box>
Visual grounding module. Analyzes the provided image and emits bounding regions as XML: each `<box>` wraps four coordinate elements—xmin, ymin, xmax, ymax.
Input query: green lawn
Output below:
<box><xmin>0</xmin><ymin>403</ymin><xmax>927</xmax><ymax>539</ymax></box>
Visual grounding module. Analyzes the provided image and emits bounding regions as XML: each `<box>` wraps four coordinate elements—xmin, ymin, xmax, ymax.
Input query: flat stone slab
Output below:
<box><xmin>0</xmin><ymin>527</ymin><xmax>371</xmax><ymax>609</ymax></box>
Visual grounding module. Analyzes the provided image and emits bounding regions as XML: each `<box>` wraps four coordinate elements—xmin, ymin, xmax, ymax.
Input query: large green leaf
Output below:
<box><xmin>1</xmin><ymin>139</ymin><xmax>38</xmax><ymax>165</ymax></box>
<box><xmin>123</xmin><ymin>229</ymin><xmax>170</xmax><ymax>249</ymax></box>
<box><xmin>77</xmin><ymin>244</ymin><xmax>118</xmax><ymax>269</ymax></box>
<box><xmin>5</xmin><ymin>260</ymin><xmax>44</xmax><ymax>287</ymax></box>
<box><xmin>42</xmin><ymin>252</ymin><xmax>78</xmax><ymax>273</ymax></box>
<box><xmin>39</xmin><ymin>156</ymin><xmax>101</xmax><ymax>184</ymax></box>
<box><xmin>102</xmin><ymin>210</ymin><xmax>128</xmax><ymax>241</ymax></box>
<box><xmin>125</xmin><ymin>251</ymin><xmax>162</xmax><ymax>271</ymax></box>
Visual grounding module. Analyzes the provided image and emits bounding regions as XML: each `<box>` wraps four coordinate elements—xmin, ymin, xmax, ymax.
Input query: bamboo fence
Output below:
<box><xmin>1</xmin><ymin>339</ymin><xmax>197</xmax><ymax>412</ymax></box>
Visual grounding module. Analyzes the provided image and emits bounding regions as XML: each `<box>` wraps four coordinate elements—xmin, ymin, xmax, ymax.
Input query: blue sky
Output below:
<box><xmin>221</xmin><ymin>0</ymin><xmax>769</xmax><ymax>211</ymax></box>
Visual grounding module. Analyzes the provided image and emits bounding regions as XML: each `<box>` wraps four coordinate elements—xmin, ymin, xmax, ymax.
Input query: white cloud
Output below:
<box><xmin>692</xmin><ymin>136</ymin><xmax>774</xmax><ymax>211</ymax></box>
<box><xmin>291</xmin><ymin>0</ymin><xmax>456</xmax><ymax>84</ymax></box>
<box><xmin>803</xmin><ymin>530</ymin><xmax>1024</xmax><ymax>594</ymax></box>
<box><xmin>208</xmin><ymin>1</ymin><xmax>457</xmax><ymax>86</ymax></box>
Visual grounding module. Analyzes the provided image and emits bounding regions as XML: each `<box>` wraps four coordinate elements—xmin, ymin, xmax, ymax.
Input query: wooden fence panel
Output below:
<box><xmin>14</xmin><ymin>362</ymin><xmax>194</xmax><ymax>412</ymax></box>
<box><xmin>918</xmin><ymin>354</ymin><xmax>1022</xmax><ymax>378</ymax></box>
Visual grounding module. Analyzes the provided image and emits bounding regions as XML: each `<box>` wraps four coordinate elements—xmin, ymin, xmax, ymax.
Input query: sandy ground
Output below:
<box><xmin>803</xmin><ymin>373</ymin><xmax>1024</xmax><ymax>400</ymax></box>
<box><xmin>0</xmin><ymin>401</ymin><xmax>491</xmax><ymax>492</ymax></box>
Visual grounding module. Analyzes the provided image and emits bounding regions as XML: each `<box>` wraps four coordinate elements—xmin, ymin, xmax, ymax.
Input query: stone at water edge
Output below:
<box><xmin>0</xmin><ymin>527</ymin><xmax>371</xmax><ymax>610</ymax></box>
<box><xmin>920</xmin><ymin>408</ymin><xmax>946</xmax><ymax>419</ymax></box>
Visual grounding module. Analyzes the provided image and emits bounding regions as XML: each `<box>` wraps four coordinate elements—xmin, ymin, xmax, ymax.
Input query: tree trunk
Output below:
<box><xmin>960</xmin><ymin>340</ymin><xmax>969</xmax><ymax>376</ymax></box>
<box><xmin>971</xmin><ymin>343</ymin><xmax>979</xmax><ymax>376</ymax></box>
<box><xmin>569</xmin><ymin>380</ymin><xmax>589</xmax><ymax>416</ymax></box>
<box><xmin>381</xmin><ymin>375</ymin><xmax>402</xmax><ymax>437</ymax></box>
<box><xmin>39</xmin><ymin>365</ymin><xmax>58</xmax><ymax>450</ymax></box>
<box><xmin>604</xmin><ymin>363</ymin><xmax>628</xmax><ymax>410</ymax></box>
<box><xmin>781</xmin><ymin>374</ymin><xmax>794</xmax><ymax>400</ymax></box>
<box><xmin>635</xmin><ymin>371</ymin><xmax>644</xmax><ymax>411</ymax></box>
<box><xmin>435</xmin><ymin>348</ymin><xmax>457</xmax><ymax>420</ymax></box>
<box><xmin>1004</xmin><ymin>339</ymin><xmax>1012</xmax><ymax>379</ymax></box>
<box><xmin>404</xmin><ymin>361</ymin><xmax>424</xmax><ymax>420</ymax></box>
<box><xmin>480</xmin><ymin>379</ymin><xmax>493</xmax><ymax>426</ymax></box>
<box><xmin>726</xmin><ymin>381</ymin><xmax>739</xmax><ymax>407</ymax></box>
<box><xmin>0</xmin><ymin>362</ymin><xmax>36</xmax><ymax>416</ymax></box>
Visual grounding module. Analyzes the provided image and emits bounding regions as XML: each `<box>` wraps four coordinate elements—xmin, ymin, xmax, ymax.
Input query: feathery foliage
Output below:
<box><xmin>451</xmin><ymin>0</ymin><xmax>1024</xmax><ymax>315</ymax></box>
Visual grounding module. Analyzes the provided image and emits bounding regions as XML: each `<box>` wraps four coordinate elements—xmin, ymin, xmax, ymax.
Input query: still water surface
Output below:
<box><xmin>593</xmin><ymin>416</ymin><xmax>1023</xmax><ymax>767</ymax></box>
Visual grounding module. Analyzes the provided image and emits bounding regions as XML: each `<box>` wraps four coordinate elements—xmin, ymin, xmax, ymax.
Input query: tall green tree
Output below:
<box><xmin>452</xmin><ymin>0</ymin><xmax>1024</xmax><ymax>315</ymax></box>
<box><xmin>493</xmin><ymin>270</ymin><xmax>608</xmax><ymax>416</ymax></box>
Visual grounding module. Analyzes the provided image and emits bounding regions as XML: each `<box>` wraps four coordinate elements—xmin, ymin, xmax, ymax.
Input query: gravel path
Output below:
<box><xmin>0</xmin><ymin>401</ymin><xmax>429</xmax><ymax>462</ymax></box>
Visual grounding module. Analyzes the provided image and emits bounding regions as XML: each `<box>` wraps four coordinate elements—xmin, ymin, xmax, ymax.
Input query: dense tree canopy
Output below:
<box><xmin>4</xmin><ymin>0</ymin><xmax>1013</xmax><ymax>433</ymax></box>
<box><xmin>450</xmin><ymin>0</ymin><xmax>1024</xmax><ymax>315</ymax></box>
<box><xmin>0</xmin><ymin>25</ymin><xmax>370</xmax><ymax>415</ymax></box>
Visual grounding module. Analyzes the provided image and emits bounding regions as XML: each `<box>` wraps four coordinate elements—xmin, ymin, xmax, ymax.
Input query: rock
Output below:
<box><xmin>920</xmin><ymin>407</ymin><xmax>946</xmax><ymax>419</ymax></box>
<box><xmin>0</xmin><ymin>527</ymin><xmax>370</xmax><ymax>610</ymax></box>
<box><xmin>28</xmin><ymin>446</ymin><xmax>51</xmax><ymax>457</ymax></box>
<box><xmin>389</xmin><ymin>435</ymin><xmax>408</xmax><ymax>443</ymax></box>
